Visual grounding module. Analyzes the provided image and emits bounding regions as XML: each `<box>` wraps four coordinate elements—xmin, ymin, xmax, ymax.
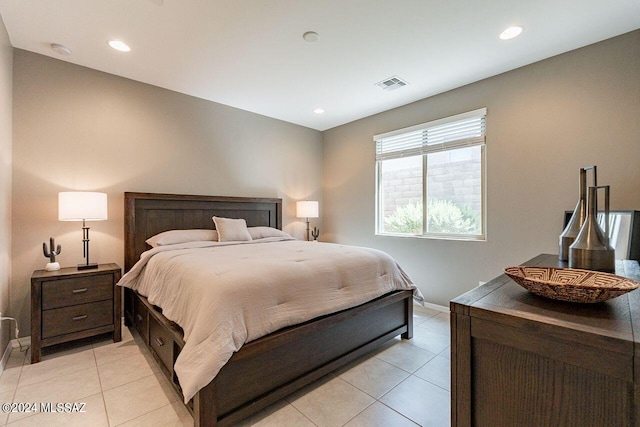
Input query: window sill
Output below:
<box><xmin>375</xmin><ymin>232</ymin><xmax>486</xmax><ymax>242</ymax></box>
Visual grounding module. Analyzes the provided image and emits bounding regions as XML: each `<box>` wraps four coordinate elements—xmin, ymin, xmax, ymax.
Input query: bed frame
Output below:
<box><xmin>122</xmin><ymin>192</ymin><xmax>414</xmax><ymax>426</ymax></box>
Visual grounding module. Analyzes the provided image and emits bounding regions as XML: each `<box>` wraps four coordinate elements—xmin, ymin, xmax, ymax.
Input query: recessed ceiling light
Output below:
<box><xmin>499</xmin><ymin>26</ymin><xmax>524</xmax><ymax>40</ymax></box>
<box><xmin>50</xmin><ymin>43</ymin><xmax>71</xmax><ymax>55</ymax></box>
<box><xmin>303</xmin><ymin>31</ymin><xmax>319</xmax><ymax>42</ymax></box>
<box><xmin>313</xmin><ymin>108</ymin><xmax>325</xmax><ymax>114</ymax></box>
<box><xmin>108</xmin><ymin>40</ymin><xmax>131</xmax><ymax>52</ymax></box>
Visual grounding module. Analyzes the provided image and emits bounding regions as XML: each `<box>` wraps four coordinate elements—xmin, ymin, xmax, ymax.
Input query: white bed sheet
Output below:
<box><xmin>118</xmin><ymin>237</ymin><xmax>423</xmax><ymax>402</ymax></box>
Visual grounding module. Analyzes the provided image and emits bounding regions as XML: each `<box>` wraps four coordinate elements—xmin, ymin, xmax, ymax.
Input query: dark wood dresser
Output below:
<box><xmin>450</xmin><ymin>254</ymin><xmax>640</xmax><ymax>427</ymax></box>
<box><xmin>31</xmin><ymin>263</ymin><xmax>122</xmax><ymax>363</ymax></box>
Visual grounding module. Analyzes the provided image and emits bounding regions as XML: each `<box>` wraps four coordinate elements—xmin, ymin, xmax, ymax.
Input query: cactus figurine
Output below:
<box><xmin>43</xmin><ymin>237</ymin><xmax>62</xmax><ymax>271</ymax></box>
<box><xmin>311</xmin><ymin>227</ymin><xmax>320</xmax><ymax>242</ymax></box>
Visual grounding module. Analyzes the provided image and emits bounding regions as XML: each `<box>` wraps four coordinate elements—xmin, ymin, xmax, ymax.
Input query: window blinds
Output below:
<box><xmin>374</xmin><ymin>108</ymin><xmax>486</xmax><ymax>161</ymax></box>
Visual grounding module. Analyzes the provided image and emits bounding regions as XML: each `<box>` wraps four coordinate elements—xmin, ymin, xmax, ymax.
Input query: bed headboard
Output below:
<box><xmin>124</xmin><ymin>192</ymin><xmax>282</xmax><ymax>272</ymax></box>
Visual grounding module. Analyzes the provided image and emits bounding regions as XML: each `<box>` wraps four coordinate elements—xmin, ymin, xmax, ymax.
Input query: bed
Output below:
<box><xmin>121</xmin><ymin>192</ymin><xmax>417</xmax><ymax>426</ymax></box>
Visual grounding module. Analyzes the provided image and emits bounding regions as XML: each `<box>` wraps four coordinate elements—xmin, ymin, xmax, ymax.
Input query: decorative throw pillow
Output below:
<box><xmin>146</xmin><ymin>229</ymin><xmax>219</xmax><ymax>247</ymax></box>
<box><xmin>248</xmin><ymin>226</ymin><xmax>292</xmax><ymax>240</ymax></box>
<box><xmin>213</xmin><ymin>217</ymin><xmax>253</xmax><ymax>242</ymax></box>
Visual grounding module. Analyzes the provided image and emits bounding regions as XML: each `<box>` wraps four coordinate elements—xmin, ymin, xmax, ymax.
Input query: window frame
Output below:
<box><xmin>374</xmin><ymin>109</ymin><xmax>487</xmax><ymax>241</ymax></box>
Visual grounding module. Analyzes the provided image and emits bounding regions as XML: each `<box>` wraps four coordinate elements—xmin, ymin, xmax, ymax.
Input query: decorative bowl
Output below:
<box><xmin>503</xmin><ymin>266</ymin><xmax>640</xmax><ymax>303</ymax></box>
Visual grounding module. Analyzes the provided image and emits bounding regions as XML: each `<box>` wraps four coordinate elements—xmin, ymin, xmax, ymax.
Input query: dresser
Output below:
<box><xmin>31</xmin><ymin>263</ymin><xmax>122</xmax><ymax>363</ymax></box>
<box><xmin>450</xmin><ymin>254</ymin><xmax>640</xmax><ymax>427</ymax></box>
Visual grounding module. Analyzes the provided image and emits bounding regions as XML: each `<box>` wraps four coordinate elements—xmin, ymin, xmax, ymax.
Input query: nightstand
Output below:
<box><xmin>31</xmin><ymin>263</ymin><xmax>122</xmax><ymax>363</ymax></box>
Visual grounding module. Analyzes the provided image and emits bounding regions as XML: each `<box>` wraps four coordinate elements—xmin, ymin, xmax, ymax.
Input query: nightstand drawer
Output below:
<box><xmin>42</xmin><ymin>300</ymin><xmax>113</xmax><ymax>339</ymax></box>
<box><xmin>149</xmin><ymin>315</ymin><xmax>173</xmax><ymax>372</ymax></box>
<box><xmin>42</xmin><ymin>275</ymin><xmax>113</xmax><ymax>310</ymax></box>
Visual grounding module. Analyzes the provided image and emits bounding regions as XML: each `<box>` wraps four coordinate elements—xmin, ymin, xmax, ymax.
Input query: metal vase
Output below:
<box><xmin>559</xmin><ymin>166</ymin><xmax>597</xmax><ymax>261</ymax></box>
<box><xmin>568</xmin><ymin>185</ymin><xmax>615</xmax><ymax>273</ymax></box>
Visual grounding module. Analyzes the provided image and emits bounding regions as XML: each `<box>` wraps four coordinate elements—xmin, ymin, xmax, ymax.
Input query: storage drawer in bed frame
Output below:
<box><xmin>124</xmin><ymin>288</ymin><xmax>185</xmax><ymax>395</ymax></box>
<box><xmin>133</xmin><ymin>296</ymin><xmax>149</xmax><ymax>343</ymax></box>
<box><xmin>149</xmin><ymin>314</ymin><xmax>178</xmax><ymax>374</ymax></box>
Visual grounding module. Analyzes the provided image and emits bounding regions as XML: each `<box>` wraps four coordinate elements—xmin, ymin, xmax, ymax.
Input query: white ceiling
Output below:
<box><xmin>1</xmin><ymin>0</ymin><xmax>639</xmax><ymax>131</ymax></box>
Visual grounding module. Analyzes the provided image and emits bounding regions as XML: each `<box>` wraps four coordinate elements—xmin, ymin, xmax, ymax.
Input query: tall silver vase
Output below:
<box><xmin>568</xmin><ymin>185</ymin><xmax>615</xmax><ymax>273</ymax></box>
<box><xmin>559</xmin><ymin>166</ymin><xmax>597</xmax><ymax>261</ymax></box>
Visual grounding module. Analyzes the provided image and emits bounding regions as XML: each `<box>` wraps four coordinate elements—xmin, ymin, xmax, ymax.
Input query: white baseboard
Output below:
<box><xmin>415</xmin><ymin>300</ymin><xmax>448</xmax><ymax>313</ymax></box>
<box><xmin>0</xmin><ymin>339</ymin><xmax>11</xmax><ymax>376</ymax></box>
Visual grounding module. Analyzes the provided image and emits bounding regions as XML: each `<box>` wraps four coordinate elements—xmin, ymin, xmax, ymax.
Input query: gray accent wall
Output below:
<box><xmin>322</xmin><ymin>30</ymin><xmax>640</xmax><ymax>306</ymax></box>
<box><xmin>11</xmin><ymin>50</ymin><xmax>322</xmax><ymax>334</ymax></box>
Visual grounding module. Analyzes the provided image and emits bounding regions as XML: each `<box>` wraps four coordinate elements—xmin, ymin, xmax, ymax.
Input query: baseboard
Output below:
<box><xmin>0</xmin><ymin>339</ymin><xmax>11</xmax><ymax>376</ymax></box>
<box><xmin>414</xmin><ymin>300</ymin><xmax>448</xmax><ymax>313</ymax></box>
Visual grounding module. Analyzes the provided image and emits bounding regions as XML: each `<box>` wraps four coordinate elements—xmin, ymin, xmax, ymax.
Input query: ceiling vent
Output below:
<box><xmin>375</xmin><ymin>76</ymin><xmax>408</xmax><ymax>91</ymax></box>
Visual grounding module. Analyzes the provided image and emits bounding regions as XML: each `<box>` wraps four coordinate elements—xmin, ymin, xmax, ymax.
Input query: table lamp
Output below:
<box><xmin>296</xmin><ymin>201</ymin><xmax>319</xmax><ymax>241</ymax></box>
<box><xmin>58</xmin><ymin>191</ymin><xmax>108</xmax><ymax>270</ymax></box>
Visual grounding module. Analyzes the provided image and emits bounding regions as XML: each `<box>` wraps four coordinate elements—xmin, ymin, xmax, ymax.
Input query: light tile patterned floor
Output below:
<box><xmin>0</xmin><ymin>306</ymin><xmax>451</xmax><ymax>426</ymax></box>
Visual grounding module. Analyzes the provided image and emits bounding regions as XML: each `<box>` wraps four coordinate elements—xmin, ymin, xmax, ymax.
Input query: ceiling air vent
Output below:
<box><xmin>375</xmin><ymin>76</ymin><xmax>408</xmax><ymax>91</ymax></box>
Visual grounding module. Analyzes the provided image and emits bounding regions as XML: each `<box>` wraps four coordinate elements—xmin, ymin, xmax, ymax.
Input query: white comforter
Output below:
<box><xmin>117</xmin><ymin>237</ymin><xmax>423</xmax><ymax>402</ymax></box>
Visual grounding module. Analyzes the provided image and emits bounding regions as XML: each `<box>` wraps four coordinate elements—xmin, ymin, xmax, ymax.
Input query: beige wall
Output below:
<box><xmin>12</xmin><ymin>50</ymin><xmax>322</xmax><ymax>331</ymax></box>
<box><xmin>9</xmin><ymin>30</ymin><xmax>640</xmax><ymax>333</ymax></box>
<box><xmin>0</xmin><ymin>18</ymin><xmax>12</xmax><ymax>353</ymax></box>
<box><xmin>322</xmin><ymin>30</ymin><xmax>640</xmax><ymax>306</ymax></box>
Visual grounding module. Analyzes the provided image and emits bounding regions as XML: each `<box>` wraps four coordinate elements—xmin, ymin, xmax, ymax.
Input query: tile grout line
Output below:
<box><xmin>15</xmin><ymin>347</ymin><xmax>96</xmax><ymax>390</ymax></box>
<box><xmin>4</xmin><ymin>348</ymin><xmax>31</xmax><ymax>426</ymax></box>
<box><xmin>412</xmin><ymin>366</ymin><xmax>450</xmax><ymax>393</ymax></box>
<box><xmin>289</xmin><ymin>402</ymin><xmax>320</xmax><ymax>427</ymax></box>
<box><xmin>336</xmin><ymin>362</ymin><xmax>407</xmax><ymax>402</ymax></box>
<box><xmin>108</xmin><ymin>386</ymin><xmax>179</xmax><ymax>427</ymax></box>
<box><xmin>339</xmin><ymin>399</ymin><xmax>376</xmax><ymax>427</ymax></box>
<box><xmin>99</xmin><ymin>332</ymin><xmax>175</xmax><ymax>426</ymax></box>
<box><xmin>92</xmin><ymin>345</ymin><xmax>114</xmax><ymax>427</ymax></box>
<box><xmin>94</xmin><ymin>347</ymin><xmax>159</xmax><ymax>391</ymax></box>
<box><xmin>375</xmin><ymin>375</ymin><xmax>422</xmax><ymax>426</ymax></box>
<box><xmin>13</xmin><ymin>347</ymin><xmax>107</xmax><ymax>425</ymax></box>
<box><xmin>377</xmin><ymin>400</ymin><xmax>422</xmax><ymax>426</ymax></box>
<box><xmin>373</xmin><ymin>350</ymin><xmax>435</xmax><ymax>375</ymax></box>
<box><xmin>109</xmin><ymin>401</ymin><xmax>172</xmax><ymax>427</ymax></box>
<box><xmin>101</xmin><ymin>371</ymin><xmax>158</xmax><ymax>394</ymax></box>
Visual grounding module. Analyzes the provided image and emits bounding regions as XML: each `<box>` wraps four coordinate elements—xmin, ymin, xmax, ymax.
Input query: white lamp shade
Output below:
<box><xmin>58</xmin><ymin>192</ymin><xmax>108</xmax><ymax>221</ymax></box>
<box><xmin>296</xmin><ymin>201</ymin><xmax>319</xmax><ymax>218</ymax></box>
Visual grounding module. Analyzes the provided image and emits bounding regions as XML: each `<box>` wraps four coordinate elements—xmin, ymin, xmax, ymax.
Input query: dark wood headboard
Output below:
<box><xmin>124</xmin><ymin>192</ymin><xmax>282</xmax><ymax>272</ymax></box>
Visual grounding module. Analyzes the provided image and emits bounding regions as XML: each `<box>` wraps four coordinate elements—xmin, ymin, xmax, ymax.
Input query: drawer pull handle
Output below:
<box><xmin>154</xmin><ymin>337</ymin><xmax>165</xmax><ymax>347</ymax></box>
<box><xmin>72</xmin><ymin>288</ymin><xmax>88</xmax><ymax>294</ymax></box>
<box><xmin>72</xmin><ymin>315</ymin><xmax>88</xmax><ymax>321</ymax></box>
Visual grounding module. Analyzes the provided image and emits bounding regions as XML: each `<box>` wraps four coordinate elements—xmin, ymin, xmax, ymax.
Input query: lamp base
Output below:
<box><xmin>77</xmin><ymin>263</ymin><xmax>99</xmax><ymax>270</ymax></box>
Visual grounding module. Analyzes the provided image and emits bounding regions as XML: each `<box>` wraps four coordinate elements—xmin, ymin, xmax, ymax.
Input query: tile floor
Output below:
<box><xmin>0</xmin><ymin>306</ymin><xmax>451</xmax><ymax>426</ymax></box>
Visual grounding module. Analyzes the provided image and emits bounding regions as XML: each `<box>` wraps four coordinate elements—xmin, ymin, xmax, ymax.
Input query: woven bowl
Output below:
<box><xmin>504</xmin><ymin>266</ymin><xmax>640</xmax><ymax>303</ymax></box>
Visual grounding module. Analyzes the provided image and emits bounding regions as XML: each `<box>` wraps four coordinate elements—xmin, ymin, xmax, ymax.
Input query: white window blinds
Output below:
<box><xmin>374</xmin><ymin>108</ymin><xmax>486</xmax><ymax>161</ymax></box>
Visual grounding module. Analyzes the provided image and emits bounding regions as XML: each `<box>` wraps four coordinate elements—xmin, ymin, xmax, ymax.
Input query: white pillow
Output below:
<box><xmin>213</xmin><ymin>217</ymin><xmax>253</xmax><ymax>242</ymax></box>
<box><xmin>146</xmin><ymin>229</ymin><xmax>218</xmax><ymax>247</ymax></box>
<box><xmin>248</xmin><ymin>226</ymin><xmax>291</xmax><ymax>240</ymax></box>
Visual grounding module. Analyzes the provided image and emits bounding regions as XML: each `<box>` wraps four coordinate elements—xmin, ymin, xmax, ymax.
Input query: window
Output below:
<box><xmin>375</xmin><ymin>108</ymin><xmax>486</xmax><ymax>240</ymax></box>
